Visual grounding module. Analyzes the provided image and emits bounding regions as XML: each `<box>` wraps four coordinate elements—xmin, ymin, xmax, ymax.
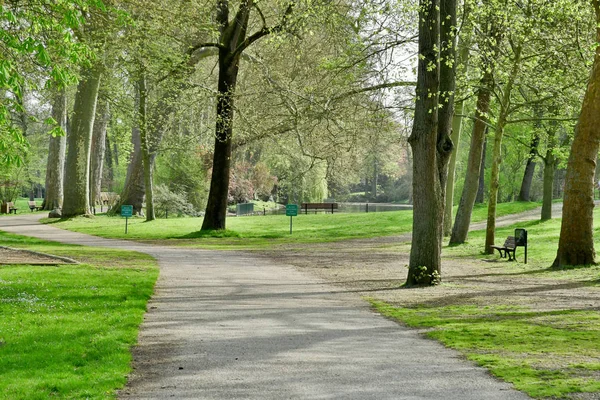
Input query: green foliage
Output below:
<box><xmin>0</xmin><ymin>1</ymin><xmax>101</xmax><ymax>167</ymax></box>
<box><xmin>0</xmin><ymin>231</ymin><xmax>158</xmax><ymax>399</ymax></box>
<box><xmin>409</xmin><ymin>266</ymin><xmax>441</xmax><ymax>286</ymax></box>
<box><xmin>153</xmin><ymin>184</ymin><xmax>197</xmax><ymax>217</ymax></box>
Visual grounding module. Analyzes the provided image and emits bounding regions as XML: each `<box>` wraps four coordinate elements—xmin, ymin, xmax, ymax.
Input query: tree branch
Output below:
<box><xmin>233</xmin><ymin>1</ymin><xmax>294</xmax><ymax>57</ymax></box>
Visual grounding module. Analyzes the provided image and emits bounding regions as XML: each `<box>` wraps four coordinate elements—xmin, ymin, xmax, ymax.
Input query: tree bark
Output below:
<box><xmin>484</xmin><ymin>44</ymin><xmax>522</xmax><ymax>254</ymax></box>
<box><xmin>449</xmin><ymin>72</ymin><xmax>493</xmax><ymax>244</ymax></box>
<box><xmin>406</xmin><ymin>0</ymin><xmax>455</xmax><ymax>286</ymax></box>
<box><xmin>43</xmin><ymin>89</ymin><xmax>67</xmax><ymax>211</ymax></box>
<box><xmin>138</xmin><ymin>74</ymin><xmax>155</xmax><ymax>221</ymax></box>
<box><xmin>89</xmin><ymin>97</ymin><xmax>110</xmax><ymax>209</ymax></box>
<box><xmin>552</xmin><ymin>0</ymin><xmax>600</xmax><ymax>267</ymax></box>
<box><xmin>62</xmin><ymin>65</ymin><xmax>102</xmax><ymax>217</ymax></box>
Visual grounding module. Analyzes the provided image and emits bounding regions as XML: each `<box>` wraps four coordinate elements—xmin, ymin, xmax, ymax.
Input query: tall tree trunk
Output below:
<box><xmin>43</xmin><ymin>89</ymin><xmax>67</xmax><ymax>211</ymax></box>
<box><xmin>89</xmin><ymin>97</ymin><xmax>110</xmax><ymax>209</ymax></box>
<box><xmin>475</xmin><ymin>133</ymin><xmax>487</xmax><ymax>204</ymax></box>
<box><xmin>202</xmin><ymin>0</ymin><xmax>253</xmax><ymax>231</ymax></box>
<box><xmin>62</xmin><ymin>65</ymin><xmax>102</xmax><ymax>217</ymax></box>
<box><xmin>444</xmin><ymin>108</ymin><xmax>464</xmax><ymax>236</ymax></box>
<box><xmin>437</xmin><ymin>0</ymin><xmax>457</xmax><ymax>222</ymax></box>
<box><xmin>201</xmin><ymin>54</ymin><xmax>239</xmax><ymax>230</ymax></box>
<box><xmin>104</xmin><ymin>132</ymin><xmax>114</xmax><ymax>192</ymax></box>
<box><xmin>406</xmin><ymin>0</ymin><xmax>455</xmax><ymax>285</ymax></box>
<box><xmin>552</xmin><ymin>0</ymin><xmax>600</xmax><ymax>267</ymax></box>
<box><xmin>449</xmin><ymin>73</ymin><xmax>493</xmax><ymax>244</ymax></box>
<box><xmin>541</xmin><ymin>152</ymin><xmax>555</xmax><ymax>220</ymax></box>
<box><xmin>484</xmin><ymin>44</ymin><xmax>522</xmax><ymax>253</ymax></box>
<box><xmin>518</xmin><ymin>110</ymin><xmax>542</xmax><ymax>201</ymax></box>
<box><xmin>138</xmin><ymin>74</ymin><xmax>155</xmax><ymax>221</ymax></box>
<box><xmin>541</xmin><ymin>117</ymin><xmax>558</xmax><ymax>220</ymax></box>
<box><xmin>443</xmin><ymin>8</ymin><xmax>471</xmax><ymax>237</ymax></box>
<box><xmin>517</xmin><ymin>136</ymin><xmax>539</xmax><ymax>201</ymax></box>
<box><xmin>372</xmin><ymin>158</ymin><xmax>378</xmax><ymax>200</ymax></box>
<box><xmin>112</xmin><ymin>116</ymin><xmax>145</xmax><ymax>215</ymax></box>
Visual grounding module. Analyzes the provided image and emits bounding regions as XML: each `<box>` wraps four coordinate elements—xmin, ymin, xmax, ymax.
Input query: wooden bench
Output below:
<box><xmin>491</xmin><ymin>236</ymin><xmax>516</xmax><ymax>261</ymax></box>
<box><xmin>28</xmin><ymin>201</ymin><xmax>43</xmax><ymax>211</ymax></box>
<box><xmin>6</xmin><ymin>201</ymin><xmax>18</xmax><ymax>214</ymax></box>
<box><xmin>301</xmin><ymin>202</ymin><xmax>338</xmax><ymax>214</ymax></box>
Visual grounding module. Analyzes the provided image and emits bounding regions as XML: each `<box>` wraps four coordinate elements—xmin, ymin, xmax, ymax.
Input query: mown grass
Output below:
<box><xmin>43</xmin><ymin>201</ymin><xmax>542</xmax><ymax>249</ymax></box>
<box><xmin>0</xmin><ymin>231</ymin><xmax>158</xmax><ymax>399</ymax></box>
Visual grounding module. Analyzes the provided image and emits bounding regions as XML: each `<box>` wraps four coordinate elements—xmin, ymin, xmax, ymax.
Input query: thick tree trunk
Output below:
<box><xmin>201</xmin><ymin>0</ymin><xmax>253</xmax><ymax>231</ymax></box>
<box><xmin>484</xmin><ymin>45</ymin><xmax>522</xmax><ymax>254</ymax></box>
<box><xmin>90</xmin><ymin>97</ymin><xmax>110</xmax><ymax>210</ymax></box>
<box><xmin>552</xmin><ymin>0</ymin><xmax>600</xmax><ymax>267</ymax></box>
<box><xmin>62</xmin><ymin>65</ymin><xmax>102</xmax><ymax>217</ymax></box>
<box><xmin>112</xmin><ymin>124</ymin><xmax>146</xmax><ymax>215</ymax></box>
<box><xmin>202</xmin><ymin>54</ymin><xmax>239</xmax><ymax>230</ymax></box>
<box><xmin>475</xmin><ymin>133</ymin><xmax>487</xmax><ymax>204</ymax></box>
<box><xmin>43</xmin><ymin>89</ymin><xmax>67</xmax><ymax>211</ymax></box>
<box><xmin>138</xmin><ymin>75</ymin><xmax>155</xmax><ymax>221</ymax></box>
<box><xmin>406</xmin><ymin>0</ymin><xmax>455</xmax><ymax>286</ymax></box>
<box><xmin>449</xmin><ymin>73</ymin><xmax>493</xmax><ymax>244</ymax></box>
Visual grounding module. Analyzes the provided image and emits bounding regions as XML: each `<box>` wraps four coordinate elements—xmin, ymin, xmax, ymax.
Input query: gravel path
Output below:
<box><xmin>0</xmin><ymin>213</ymin><xmax>529</xmax><ymax>399</ymax></box>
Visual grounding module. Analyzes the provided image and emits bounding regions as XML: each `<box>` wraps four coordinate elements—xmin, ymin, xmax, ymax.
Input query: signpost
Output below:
<box><xmin>286</xmin><ymin>204</ymin><xmax>298</xmax><ymax>234</ymax></box>
<box><xmin>121</xmin><ymin>205</ymin><xmax>133</xmax><ymax>234</ymax></box>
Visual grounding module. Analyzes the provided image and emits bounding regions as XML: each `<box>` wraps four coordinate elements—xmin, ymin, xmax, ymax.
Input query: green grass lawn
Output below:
<box><xmin>43</xmin><ymin>201</ymin><xmax>542</xmax><ymax>249</ymax></box>
<box><xmin>0</xmin><ymin>231</ymin><xmax>158</xmax><ymax>399</ymax></box>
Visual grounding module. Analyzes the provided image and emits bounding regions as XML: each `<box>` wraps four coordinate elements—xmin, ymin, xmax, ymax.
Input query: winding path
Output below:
<box><xmin>0</xmin><ymin>213</ymin><xmax>530</xmax><ymax>399</ymax></box>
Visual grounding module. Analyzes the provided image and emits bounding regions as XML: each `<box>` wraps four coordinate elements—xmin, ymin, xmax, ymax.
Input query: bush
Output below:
<box><xmin>153</xmin><ymin>184</ymin><xmax>197</xmax><ymax>217</ymax></box>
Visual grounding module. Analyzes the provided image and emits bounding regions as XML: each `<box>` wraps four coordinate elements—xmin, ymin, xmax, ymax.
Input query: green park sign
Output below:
<box><xmin>286</xmin><ymin>204</ymin><xmax>298</xmax><ymax>217</ymax></box>
<box><xmin>121</xmin><ymin>205</ymin><xmax>133</xmax><ymax>234</ymax></box>
<box><xmin>286</xmin><ymin>204</ymin><xmax>298</xmax><ymax>234</ymax></box>
<box><xmin>121</xmin><ymin>205</ymin><xmax>133</xmax><ymax>217</ymax></box>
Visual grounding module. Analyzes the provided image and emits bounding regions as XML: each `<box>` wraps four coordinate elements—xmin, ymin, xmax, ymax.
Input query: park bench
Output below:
<box><xmin>301</xmin><ymin>202</ymin><xmax>338</xmax><ymax>214</ymax></box>
<box><xmin>491</xmin><ymin>229</ymin><xmax>529</xmax><ymax>263</ymax></box>
<box><xmin>491</xmin><ymin>236</ymin><xmax>517</xmax><ymax>261</ymax></box>
<box><xmin>28</xmin><ymin>201</ymin><xmax>42</xmax><ymax>211</ymax></box>
<box><xmin>6</xmin><ymin>202</ymin><xmax>18</xmax><ymax>214</ymax></box>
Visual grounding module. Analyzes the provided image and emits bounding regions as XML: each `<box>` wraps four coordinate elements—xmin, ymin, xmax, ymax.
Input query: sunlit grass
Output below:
<box><xmin>0</xmin><ymin>231</ymin><xmax>158</xmax><ymax>399</ymax></box>
<box><xmin>373</xmin><ymin>302</ymin><xmax>600</xmax><ymax>399</ymax></box>
<box><xmin>43</xmin><ymin>201</ymin><xmax>542</xmax><ymax>249</ymax></box>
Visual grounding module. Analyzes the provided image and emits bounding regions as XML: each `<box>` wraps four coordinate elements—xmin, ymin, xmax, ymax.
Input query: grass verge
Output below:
<box><xmin>0</xmin><ymin>231</ymin><xmax>158</xmax><ymax>399</ymax></box>
<box><xmin>372</xmin><ymin>301</ymin><xmax>600</xmax><ymax>399</ymax></box>
<box><xmin>42</xmin><ymin>201</ymin><xmax>541</xmax><ymax>249</ymax></box>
